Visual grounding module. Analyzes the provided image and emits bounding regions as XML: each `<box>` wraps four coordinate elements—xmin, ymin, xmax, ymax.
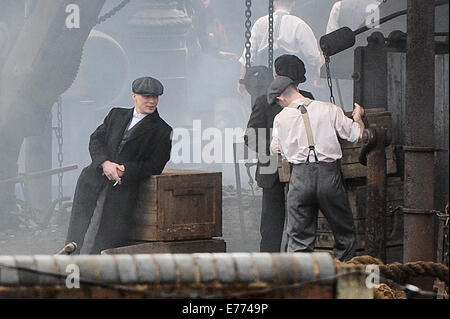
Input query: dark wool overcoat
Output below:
<box><xmin>245</xmin><ymin>90</ymin><xmax>314</xmax><ymax>188</ymax></box>
<box><xmin>66</xmin><ymin>107</ymin><xmax>172</xmax><ymax>253</ymax></box>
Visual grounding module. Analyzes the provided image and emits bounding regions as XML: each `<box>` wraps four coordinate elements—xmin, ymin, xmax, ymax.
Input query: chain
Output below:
<box><xmin>96</xmin><ymin>0</ymin><xmax>131</xmax><ymax>26</ymax></box>
<box><xmin>268</xmin><ymin>0</ymin><xmax>274</xmax><ymax>71</ymax></box>
<box><xmin>325</xmin><ymin>56</ymin><xmax>336</xmax><ymax>104</ymax></box>
<box><xmin>55</xmin><ymin>96</ymin><xmax>64</xmax><ymax>208</ymax></box>
<box><xmin>244</xmin><ymin>0</ymin><xmax>252</xmax><ymax>69</ymax></box>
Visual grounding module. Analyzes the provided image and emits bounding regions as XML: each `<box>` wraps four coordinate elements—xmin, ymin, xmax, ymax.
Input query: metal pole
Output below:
<box><xmin>364</xmin><ymin>127</ymin><xmax>387</xmax><ymax>262</ymax></box>
<box><xmin>404</xmin><ymin>0</ymin><xmax>436</xmax><ymax>263</ymax></box>
<box><xmin>233</xmin><ymin>143</ymin><xmax>247</xmax><ymax>244</ymax></box>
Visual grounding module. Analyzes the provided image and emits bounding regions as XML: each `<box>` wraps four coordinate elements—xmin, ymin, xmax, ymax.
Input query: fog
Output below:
<box><xmin>0</xmin><ymin>0</ymin><xmax>447</xmax><ymax>254</ymax></box>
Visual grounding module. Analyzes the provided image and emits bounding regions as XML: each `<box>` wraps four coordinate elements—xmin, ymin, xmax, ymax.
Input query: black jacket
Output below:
<box><xmin>245</xmin><ymin>90</ymin><xmax>314</xmax><ymax>188</ymax></box>
<box><xmin>66</xmin><ymin>107</ymin><xmax>172</xmax><ymax>253</ymax></box>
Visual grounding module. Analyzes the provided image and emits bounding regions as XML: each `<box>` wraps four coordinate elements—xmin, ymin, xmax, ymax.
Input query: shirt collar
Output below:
<box><xmin>292</xmin><ymin>97</ymin><xmax>310</xmax><ymax>106</ymax></box>
<box><xmin>133</xmin><ymin>108</ymin><xmax>149</xmax><ymax>120</ymax></box>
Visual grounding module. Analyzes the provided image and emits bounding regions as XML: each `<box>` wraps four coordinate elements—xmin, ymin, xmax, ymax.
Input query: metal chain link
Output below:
<box><xmin>96</xmin><ymin>0</ymin><xmax>131</xmax><ymax>26</ymax></box>
<box><xmin>244</xmin><ymin>0</ymin><xmax>252</xmax><ymax>69</ymax></box>
<box><xmin>325</xmin><ymin>56</ymin><xmax>336</xmax><ymax>104</ymax></box>
<box><xmin>55</xmin><ymin>96</ymin><xmax>64</xmax><ymax>208</ymax></box>
<box><xmin>268</xmin><ymin>0</ymin><xmax>274</xmax><ymax>71</ymax></box>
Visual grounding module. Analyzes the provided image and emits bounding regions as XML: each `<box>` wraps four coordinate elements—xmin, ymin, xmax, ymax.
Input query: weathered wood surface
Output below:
<box><xmin>434</xmin><ymin>54</ymin><xmax>449</xmax><ymax>211</ymax></box>
<box><xmin>133</xmin><ymin>169</ymin><xmax>222</xmax><ymax>241</ymax></box>
<box><xmin>101</xmin><ymin>238</ymin><xmax>226</xmax><ymax>254</ymax></box>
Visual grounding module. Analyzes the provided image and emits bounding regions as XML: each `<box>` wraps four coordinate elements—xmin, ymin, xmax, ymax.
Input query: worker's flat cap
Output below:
<box><xmin>267</xmin><ymin>76</ymin><xmax>295</xmax><ymax>104</ymax></box>
<box><xmin>275</xmin><ymin>54</ymin><xmax>306</xmax><ymax>83</ymax></box>
<box><xmin>132</xmin><ymin>77</ymin><xmax>164</xmax><ymax>96</ymax></box>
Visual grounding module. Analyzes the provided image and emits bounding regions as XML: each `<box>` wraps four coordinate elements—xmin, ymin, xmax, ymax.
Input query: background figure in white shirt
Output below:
<box><xmin>238</xmin><ymin>0</ymin><xmax>324</xmax><ymax>95</ymax></box>
<box><xmin>267</xmin><ymin>76</ymin><xmax>365</xmax><ymax>261</ymax></box>
<box><xmin>326</xmin><ymin>0</ymin><xmax>382</xmax><ymax>34</ymax></box>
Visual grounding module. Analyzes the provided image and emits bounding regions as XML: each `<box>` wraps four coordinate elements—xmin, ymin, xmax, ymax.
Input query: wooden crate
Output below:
<box><xmin>133</xmin><ymin>169</ymin><xmax>222</xmax><ymax>241</ymax></box>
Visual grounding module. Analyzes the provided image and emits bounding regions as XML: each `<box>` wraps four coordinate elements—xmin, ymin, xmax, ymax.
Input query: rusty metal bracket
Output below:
<box><xmin>401</xmin><ymin>207</ymin><xmax>442</xmax><ymax>215</ymax></box>
<box><xmin>359</xmin><ymin>126</ymin><xmax>391</xmax><ymax>166</ymax></box>
<box><xmin>388</xmin><ymin>206</ymin><xmax>441</xmax><ymax>216</ymax></box>
<box><xmin>400</xmin><ymin>146</ymin><xmax>448</xmax><ymax>153</ymax></box>
<box><xmin>55</xmin><ymin>242</ymin><xmax>77</xmax><ymax>255</ymax></box>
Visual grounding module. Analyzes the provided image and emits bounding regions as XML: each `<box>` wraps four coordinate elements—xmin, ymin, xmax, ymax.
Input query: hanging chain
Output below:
<box><xmin>55</xmin><ymin>96</ymin><xmax>64</xmax><ymax>208</ymax></box>
<box><xmin>325</xmin><ymin>56</ymin><xmax>336</xmax><ymax>104</ymax></box>
<box><xmin>244</xmin><ymin>0</ymin><xmax>252</xmax><ymax>69</ymax></box>
<box><xmin>268</xmin><ymin>0</ymin><xmax>274</xmax><ymax>71</ymax></box>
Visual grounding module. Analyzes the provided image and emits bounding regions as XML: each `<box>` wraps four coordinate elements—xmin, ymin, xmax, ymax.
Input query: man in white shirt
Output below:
<box><xmin>238</xmin><ymin>0</ymin><xmax>323</xmax><ymax>94</ymax></box>
<box><xmin>267</xmin><ymin>76</ymin><xmax>365</xmax><ymax>261</ymax></box>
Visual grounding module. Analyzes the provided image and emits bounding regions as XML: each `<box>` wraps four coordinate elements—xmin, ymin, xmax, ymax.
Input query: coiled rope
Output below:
<box><xmin>335</xmin><ymin>255</ymin><xmax>449</xmax><ymax>299</ymax></box>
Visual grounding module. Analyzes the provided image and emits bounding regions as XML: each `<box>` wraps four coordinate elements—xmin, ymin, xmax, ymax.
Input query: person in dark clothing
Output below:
<box><xmin>66</xmin><ymin>77</ymin><xmax>173</xmax><ymax>254</ymax></box>
<box><xmin>244</xmin><ymin>54</ymin><xmax>314</xmax><ymax>252</ymax></box>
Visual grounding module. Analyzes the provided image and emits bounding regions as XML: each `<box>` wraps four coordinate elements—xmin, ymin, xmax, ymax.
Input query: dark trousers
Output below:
<box><xmin>260</xmin><ymin>179</ymin><xmax>286</xmax><ymax>252</ymax></box>
<box><xmin>286</xmin><ymin>161</ymin><xmax>356</xmax><ymax>261</ymax></box>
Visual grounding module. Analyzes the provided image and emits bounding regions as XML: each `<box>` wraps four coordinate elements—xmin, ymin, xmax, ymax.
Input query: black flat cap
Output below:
<box><xmin>132</xmin><ymin>77</ymin><xmax>164</xmax><ymax>96</ymax></box>
<box><xmin>275</xmin><ymin>55</ymin><xmax>306</xmax><ymax>83</ymax></box>
<box><xmin>267</xmin><ymin>76</ymin><xmax>295</xmax><ymax>104</ymax></box>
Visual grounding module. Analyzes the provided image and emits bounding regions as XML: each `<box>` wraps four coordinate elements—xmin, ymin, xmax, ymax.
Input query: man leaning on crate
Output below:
<box><xmin>66</xmin><ymin>77</ymin><xmax>173</xmax><ymax>254</ymax></box>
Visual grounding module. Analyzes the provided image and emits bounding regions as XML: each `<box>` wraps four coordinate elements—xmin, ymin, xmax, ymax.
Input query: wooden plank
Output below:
<box><xmin>342</xmin><ymin>145</ymin><xmax>395</xmax><ymax>165</ymax></box>
<box><xmin>133</xmin><ymin>225</ymin><xmax>158</xmax><ymax>241</ymax></box>
<box><xmin>101</xmin><ymin>239</ymin><xmax>226</xmax><ymax>255</ymax></box>
<box><xmin>434</xmin><ymin>54</ymin><xmax>449</xmax><ymax>211</ymax></box>
<box><xmin>341</xmin><ymin>158</ymin><xmax>397</xmax><ymax>179</ymax></box>
<box><xmin>135</xmin><ymin>213</ymin><xmax>158</xmax><ymax>226</ymax></box>
<box><xmin>387</xmin><ymin>52</ymin><xmax>407</xmax><ymax>147</ymax></box>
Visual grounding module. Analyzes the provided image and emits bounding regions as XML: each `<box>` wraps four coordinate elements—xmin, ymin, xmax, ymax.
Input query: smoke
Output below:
<box><xmin>3</xmin><ymin>0</ymin><xmax>445</xmax><ymax>255</ymax></box>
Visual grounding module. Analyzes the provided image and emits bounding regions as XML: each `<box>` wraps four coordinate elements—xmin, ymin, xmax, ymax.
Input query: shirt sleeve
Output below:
<box><xmin>295</xmin><ymin>21</ymin><xmax>323</xmax><ymax>78</ymax></box>
<box><xmin>333</xmin><ymin>105</ymin><xmax>361</xmax><ymax>144</ymax></box>
<box><xmin>270</xmin><ymin>117</ymin><xmax>281</xmax><ymax>155</ymax></box>
<box><xmin>326</xmin><ymin>1</ymin><xmax>342</xmax><ymax>34</ymax></box>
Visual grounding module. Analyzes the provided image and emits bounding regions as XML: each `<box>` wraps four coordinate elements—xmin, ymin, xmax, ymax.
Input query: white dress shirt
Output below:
<box><xmin>271</xmin><ymin>97</ymin><xmax>360</xmax><ymax>164</ymax></box>
<box><xmin>238</xmin><ymin>9</ymin><xmax>323</xmax><ymax>77</ymax></box>
<box><xmin>326</xmin><ymin>1</ymin><xmax>342</xmax><ymax>34</ymax></box>
<box><xmin>127</xmin><ymin>109</ymin><xmax>148</xmax><ymax>131</ymax></box>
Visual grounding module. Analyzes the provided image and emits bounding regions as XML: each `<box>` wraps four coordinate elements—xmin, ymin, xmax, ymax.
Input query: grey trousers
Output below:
<box><xmin>286</xmin><ymin>161</ymin><xmax>356</xmax><ymax>261</ymax></box>
<box><xmin>260</xmin><ymin>179</ymin><xmax>287</xmax><ymax>252</ymax></box>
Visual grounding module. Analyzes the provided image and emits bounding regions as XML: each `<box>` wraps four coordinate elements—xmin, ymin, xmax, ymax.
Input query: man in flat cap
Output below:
<box><xmin>268</xmin><ymin>76</ymin><xmax>365</xmax><ymax>261</ymax></box>
<box><xmin>244</xmin><ymin>55</ymin><xmax>314</xmax><ymax>253</ymax></box>
<box><xmin>66</xmin><ymin>76</ymin><xmax>173</xmax><ymax>254</ymax></box>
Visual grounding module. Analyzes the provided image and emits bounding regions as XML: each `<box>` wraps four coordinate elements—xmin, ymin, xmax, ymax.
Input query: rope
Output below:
<box><xmin>336</xmin><ymin>255</ymin><xmax>449</xmax><ymax>299</ymax></box>
<box><xmin>344</xmin><ymin>256</ymin><xmax>449</xmax><ymax>285</ymax></box>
